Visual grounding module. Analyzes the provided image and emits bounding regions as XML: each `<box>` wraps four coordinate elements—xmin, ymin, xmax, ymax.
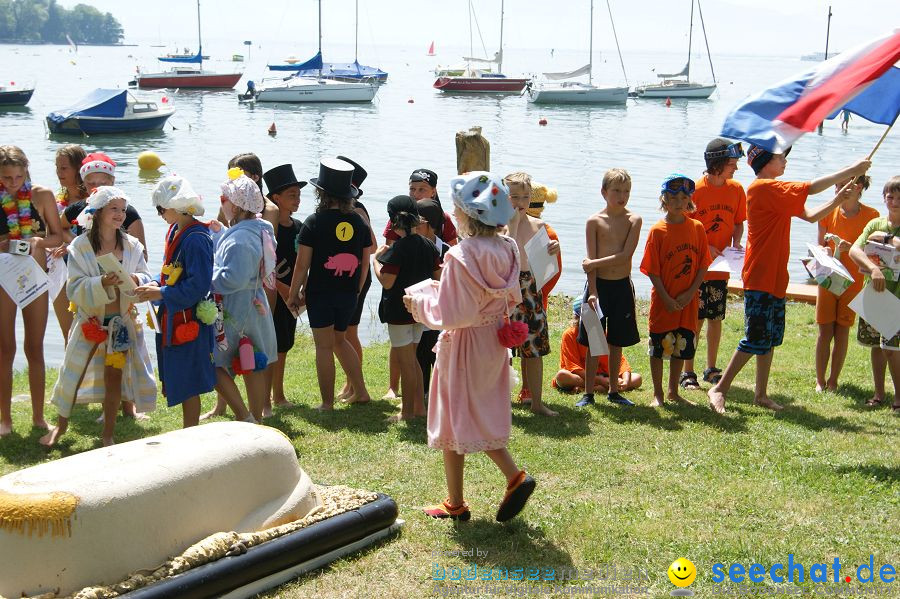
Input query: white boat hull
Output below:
<box><xmin>527</xmin><ymin>83</ymin><xmax>628</xmax><ymax>105</ymax></box>
<box><xmin>636</xmin><ymin>83</ymin><xmax>716</xmax><ymax>98</ymax></box>
<box><xmin>254</xmin><ymin>77</ymin><xmax>377</xmax><ymax>103</ymax></box>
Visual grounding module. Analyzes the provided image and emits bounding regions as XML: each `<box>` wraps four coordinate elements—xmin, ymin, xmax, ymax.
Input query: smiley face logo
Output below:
<box><xmin>668</xmin><ymin>558</ymin><xmax>696</xmax><ymax>587</ymax></box>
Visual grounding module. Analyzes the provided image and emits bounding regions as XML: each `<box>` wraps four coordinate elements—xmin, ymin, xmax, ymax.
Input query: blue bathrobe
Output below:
<box><xmin>154</xmin><ymin>221</ymin><xmax>216</xmax><ymax>407</ymax></box>
<box><xmin>212</xmin><ymin>218</ymin><xmax>278</xmax><ymax>371</ymax></box>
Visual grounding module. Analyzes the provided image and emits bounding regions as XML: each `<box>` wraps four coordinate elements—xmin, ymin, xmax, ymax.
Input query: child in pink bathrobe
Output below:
<box><xmin>404</xmin><ymin>172</ymin><xmax>537</xmax><ymax>523</ymax></box>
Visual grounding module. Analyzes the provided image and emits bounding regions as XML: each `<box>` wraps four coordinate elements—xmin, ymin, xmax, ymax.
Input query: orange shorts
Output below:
<box><xmin>815</xmin><ymin>285</ymin><xmax>859</xmax><ymax>327</ymax></box>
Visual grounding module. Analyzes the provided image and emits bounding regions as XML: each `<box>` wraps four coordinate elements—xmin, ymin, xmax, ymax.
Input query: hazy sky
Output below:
<box><xmin>65</xmin><ymin>0</ymin><xmax>898</xmax><ymax>57</ymax></box>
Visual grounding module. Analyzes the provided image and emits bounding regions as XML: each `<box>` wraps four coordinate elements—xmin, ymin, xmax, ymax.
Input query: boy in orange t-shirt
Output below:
<box><xmin>640</xmin><ymin>174</ymin><xmax>711</xmax><ymax>407</ymax></box>
<box><xmin>683</xmin><ymin>138</ymin><xmax>747</xmax><ymax>390</ymax></box>
<box><xmin>708</xmin><ymin>145</ymin><xmax>871</xmax><ymax>414</ymax></box>
<box><xmin>815</xmin><ymin>175</ymin><xmax>879</xmax><ymax>393</ymax></box>
<box><xmin>552</xmin><ymin>298</ymin><xmax>642</xmax><ymax>393</ymax></box>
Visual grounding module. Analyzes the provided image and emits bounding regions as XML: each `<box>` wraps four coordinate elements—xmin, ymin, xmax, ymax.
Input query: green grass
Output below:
<box><xmin>2</xmin><ymin>297</ymin><xmax>898</xmax><ymax>598</ymax></box>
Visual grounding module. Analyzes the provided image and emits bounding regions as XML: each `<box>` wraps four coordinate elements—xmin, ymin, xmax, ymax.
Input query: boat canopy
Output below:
<box><xmin>268</xmin><ymin>52</ymin><xmax>324</xmax><ymax>72</ymax></box>
<box><xmin>47</xmin><ymin>89</ymin><xmax>127</xmax><ymax>124</ymax></box>
<box><xmin>656</xmin><ymin>62</ymin><xmax>689</xmax><ymax>78</ymax></box>
<box><xmin>543</xmin><ymin>64</ymin><xmax>591</xmax><ymax>80</ymax></box>
<box><xmin>159</xmin><ymin>48</ymin><xmax>203</xmax><ymax>64</ymax></box>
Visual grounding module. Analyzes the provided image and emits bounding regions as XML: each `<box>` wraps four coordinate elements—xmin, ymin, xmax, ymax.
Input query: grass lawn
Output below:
<box><xmin>1</xmin><ymin>297</ymin><xmax>898</xmax><ymax>598</ymax></box>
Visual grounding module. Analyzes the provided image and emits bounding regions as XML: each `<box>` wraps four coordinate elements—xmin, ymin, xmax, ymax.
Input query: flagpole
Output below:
<box><xmin>867</xmin><ymin>117</ymin><xmax>897</xmax><ymax>160</ymax></box>
<box><xmin>817</xmin><ymin>5</ymin><xmax>833</xmax><ymax>135</ymax></box>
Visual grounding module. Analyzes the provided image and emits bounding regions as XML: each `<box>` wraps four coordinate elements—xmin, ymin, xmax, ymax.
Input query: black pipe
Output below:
<box><xmin>124</xmin><ymin>494</ymin><xmax>398</xmax><ymax>599</ymax></box>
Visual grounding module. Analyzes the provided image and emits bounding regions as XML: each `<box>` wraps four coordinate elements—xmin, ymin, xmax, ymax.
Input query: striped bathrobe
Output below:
<box><xmin>50</xmin><ymin>234</ymin><xmax>157</xmax><ymax>418</ymax></box>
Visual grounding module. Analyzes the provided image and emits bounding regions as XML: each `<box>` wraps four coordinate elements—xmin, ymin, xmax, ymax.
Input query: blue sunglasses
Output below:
<box><xmin>661</xmin><ymin>178</ymin><xmax>696</xmax><ymax>195</ymax></box>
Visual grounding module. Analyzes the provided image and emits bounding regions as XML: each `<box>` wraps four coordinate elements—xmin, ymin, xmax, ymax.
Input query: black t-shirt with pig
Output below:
<box><xmin>298</xmin><ymin>208</ymin><xmax>372</xmax><ymax>295</ymax></box>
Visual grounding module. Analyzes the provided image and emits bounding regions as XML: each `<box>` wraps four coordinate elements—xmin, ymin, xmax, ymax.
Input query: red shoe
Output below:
<box><xmin>423</xmin><ymin>499</ymin><xmax>471</xmax><ymax>521</ymax></box>
<box><xmin>517</xmin><ymin>388</ymin><xmax>532</xmax><ymax>405</ymax></box>
<box><xmin>496</xmin><ymin>470</ymin><xmax>536</xmax><ymax>522</ymax></box>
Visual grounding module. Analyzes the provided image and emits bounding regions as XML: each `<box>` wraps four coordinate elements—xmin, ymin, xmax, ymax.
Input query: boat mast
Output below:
<box><xmin>697</xmin><ymin>0</ymin><xmax>716</xmax><ymax>84</ymax></box>
<box><xmin>354</xmin><ymin>0</ymin><xmax>359</xmax><ymax>63</ymax></box>
<box><xmin>588</xmin><ymin>0</ymin><xmax>593</xmax><ymax>85</ymax></box>
<box><xmin>818</xmin><ymin>5</ymin><xmax>833</xmax><ymax>134</ymax></box>
<box><xmin>498</xmin><ymin>0</ymin><xmax>504</xmax><ymax>74</ymax></box>
<box><xmin>468</xmin><ymin>1</ymin><xmax>474</xmax><ymax>60</ymax></box>
<box><xmin>318</xmin><ymin>0</ymin><xmax>323</xmax><ymax>78</ymax></box>
<box><xmin>606</xmin><ymin>0</ymin><xmax>629</xmax><ymax>87</ymax></box>
<box><xmin>196</xmin><ymin>0</ymin><xmax>202</xmax><ymax>67</ymax></box>
<box><xmin>686</xmin><ymin>0</ymin><xmax>694</xmax><ymax>81</ymax></box>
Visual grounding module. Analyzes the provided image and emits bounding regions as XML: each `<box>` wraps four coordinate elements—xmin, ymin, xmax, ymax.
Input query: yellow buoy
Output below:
<box><xmin>137</xmin><ymin>151</ymin><xmax>165</xmax><ymax>171</ymax></box>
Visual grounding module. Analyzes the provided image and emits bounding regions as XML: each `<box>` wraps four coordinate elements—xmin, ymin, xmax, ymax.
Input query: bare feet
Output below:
<box><xmin>40</xmin><ymin>425</ymin><xmax>67</xmax><ymax>447</ymax></box>
<box><xmin>826</xmin><ymin>382</ymin><xmax>838</xmax><ymax>393</ymax></box>
<box><xmin>650</xmin><ymin>395</ymin><xmax>664</xmax><ymax>408</ymax></box>
<box><xmin>815</xmin><ymin>382</ymin><xmax>825</xmax><ymax>393</ymax></box>
<box><xmin>337</xmin><ymin>387</ymin><xmax>353</xmax><ymax>401</ymax></box>
<box><xmin>865</xmin><ymin>395</ymin><xmax>885</xmax><ymax>407</ymax></box>
<box><xmin>200</xmin><ymin>409</ymin><xmax>225</xmax><ymax>421</ymax></box>
<box><xmin>102</xmin><ymin>436</ymin><xmax>115</xmax><ymax>447</ymax></box>
<box><xmin>261</xmin><ymin>406</ymin><xmax>273</xmax><ymax>419</ymax></box>
<box><xmin>32</xmin><ymin>419</ymin><xmax>49</xmax><ymax>430</ymax></box>
<box><xmin>668</xmin><ymin>393</ymin><xmax>697</xmax><ymax>407</ymax></box>
<box><xmin>381</xmin><ymin>388</ymin><xmax>400</xmax><ymax>401</ymax></box>
<box><xmin>272</xmin><ymin>396</ymin><xmax>292</xmax><ymax>407</ymax></box>
<box><xmin>0</xmin><ymin>421</ymin><xmax>11</xmax><ymax>437</ymax></box>
<box><xmin>315</xmin><ymin>403</ymin><xmax>333</xmax><ymax>412</ymax></box>
<box><xmin>341</xmin><ymin>393</ymin><xmax>371</xmax><ymax>405</ymax></box>
<box><xmin>708</xmin><ymin>387</ymin><xmax>726</xmax><ymax>414</ymax></box>
<box><xmin>754</xmin><ymin>396</ymin><xmax>784</xmax><ymax>411</ymax></box>
<box><xmin>530</xmin><ymin>404</ymin><xmax>558</xmax><ymax>417</ymax></box>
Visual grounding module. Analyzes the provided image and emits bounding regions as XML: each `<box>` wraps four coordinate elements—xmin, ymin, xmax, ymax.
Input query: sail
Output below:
<box><xmin>543</xmin><ymin>63</ymin><xmax>592</xmax><ymax>80</ymax></box>
<box><xmin>159</xmin><ymin>48</ymin><xmax>203</xmax><ymax>64</ymax></box>
<box><xmin>462</xmin><ymin>50</ymin><xmax>502</xmax><ymax>64</ymax></box>
<box><xmin>656</xmin><ymin>62</ymin><xmax>689</xmax><ymax>78</ymax></box>
<box><xmin>268</xmin><ymin>52</ymin><xmax>324</xmax><ymax>71</ymax></box>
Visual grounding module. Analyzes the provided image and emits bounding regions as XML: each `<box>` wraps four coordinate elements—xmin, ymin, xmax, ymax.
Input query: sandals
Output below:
<box><xmin>496</xmin><ymin>470</ymin><xmax>536</xmax><ymax>522</ymax></box>
<box><xmin>865</xmin><ymin>397</ymin><xmax>884</xmax><ymax>407</ymax></box>
<box><xmin>679</xmin><ymin>371</ymin><xmax>701</xmax><ymax>391</ymax></box>
<box><xmin>702</xmin><ymin>367</ymin><xmax>723</xmax><ymax>385</ymax></box>
<box><xmin>423</xmin><ymin>499</ymin><xmax>471</xmax><ymax>521</ymax></box>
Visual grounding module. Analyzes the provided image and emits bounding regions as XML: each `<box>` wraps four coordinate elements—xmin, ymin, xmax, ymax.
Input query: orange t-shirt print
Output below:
<box><xmin>640</xmin><ymin>218</ymin><xmax>711</xmax><ymax>333</ymax></box>
<box><xmin>742</xmin><ymin>179</ymin><xmax>810</xmax><ymax>297</ymax></box>
<box><xmin>689</xmin><ymin>177</ymin><xmax>747</xmax><ymax>282</ymax></box>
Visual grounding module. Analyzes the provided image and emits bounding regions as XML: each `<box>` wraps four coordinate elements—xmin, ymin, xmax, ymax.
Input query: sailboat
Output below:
<box><xmin>252</xmin><ymin>0</ymin><xmax>378</xmax><ymax>103</ymax></box>
<box><xmin>134</xmin><ymin>0</ymin><xmax>241</xmax><ymax>89</ymax></box>
<box><xmin>266</xmin><ymin>0</ymin><xmax>387</xmax><ymax>83</ymax></box>
<box><xmin>635</xmin><ymin>0</ymin><xmax>716</xmax><ymax>98</ymax></box>
<box><xmin>427</xmin><ymin>41</ymin><xmax>436</xmax><ymax>56</ymax></box>
<box><xmin>527</xmin><ymin>0</ymin><xmax>628</xmax><ymax>104</ymax></box>
<box><xmin>433</xmin><ymin>0</ymin><xmax>529</xmax><ymax>93</ymax></box>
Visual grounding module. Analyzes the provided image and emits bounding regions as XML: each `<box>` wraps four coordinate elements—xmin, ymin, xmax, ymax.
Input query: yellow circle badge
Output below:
<box><xmin>335</xmin><ymin>222</ymin><xmax>354</xmax><ymax>241</ymax></box>
<box><xmin>668</xmin><ymin>558</ymin><xmax>697</xmax><ymax>587</ymax></box>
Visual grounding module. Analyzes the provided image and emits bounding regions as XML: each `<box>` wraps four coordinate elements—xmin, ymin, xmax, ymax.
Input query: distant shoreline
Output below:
<box><xmin>0</xmin><ymin>40</ymin><xmax>138</xmax><ymax>47</ymax></box>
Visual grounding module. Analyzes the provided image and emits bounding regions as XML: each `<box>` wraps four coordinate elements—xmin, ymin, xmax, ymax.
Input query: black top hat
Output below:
<box><xmin>336</xmin><ymin>155</ymin><xmax>367</xmax><ymax>196</ymax></box>
<box><xmin>263</xmin><ymin>164</ymin><xmax>307</xmax><ymax>198</ymax></box>
<box><xmin>309</xmin><ymin>158</ymin><xmax>359</xmax><ymax>200</ymax></box>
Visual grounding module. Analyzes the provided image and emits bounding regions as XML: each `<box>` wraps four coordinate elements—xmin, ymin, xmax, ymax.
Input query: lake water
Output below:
<box><xmin>3</xmin><ymin>40</ymin><xmax>897</xmax><ymax>369</ymax></box>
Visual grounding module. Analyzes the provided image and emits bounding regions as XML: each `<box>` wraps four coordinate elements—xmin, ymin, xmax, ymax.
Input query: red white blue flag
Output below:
<box><xmin>721</xmin><ymin>30</ymin><xmax>900</xmax><ymax>152</ymax></box>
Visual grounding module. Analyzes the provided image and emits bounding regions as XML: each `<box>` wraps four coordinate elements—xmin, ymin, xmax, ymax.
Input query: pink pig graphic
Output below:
<box><xmin>324</xmin><ymin>253</ymin><xmax>359</xmax><ymax>277</ymax></box>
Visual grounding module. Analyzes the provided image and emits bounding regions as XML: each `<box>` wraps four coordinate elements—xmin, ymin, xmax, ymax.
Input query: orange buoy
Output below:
<box><xmin>665</xmin><ymin>97</ymin><xmax>672</xmax><ymax>107</ymax></box>
<box><xmin>268</xmin><ymin>122</ymin><xmax>277</xmax><ymax>136</ymax></box>
<box><xmin>538</xmin><ymin>118</ymin><xmax>548</xmax><ymax>126</ymax></box>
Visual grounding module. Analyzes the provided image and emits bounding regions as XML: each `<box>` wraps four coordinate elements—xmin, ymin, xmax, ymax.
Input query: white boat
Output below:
<box><xmin>254</xmin><ymin>77</ymin><xmax>377</xmax><ymax>103</ymax></box>
<box><xmin>635</xmin><ymin>0</ymin><xmax>716</xmax><ymax>99</ymax></box>
<box><xmin>527</xmin><ymin>0</ymin><xmax>628</xmax><ymax>105</ymax></box>
<box><xmin>250</xmin><ymin>0</ymin><xmax>379</xmax><ymax>103</ymax></box>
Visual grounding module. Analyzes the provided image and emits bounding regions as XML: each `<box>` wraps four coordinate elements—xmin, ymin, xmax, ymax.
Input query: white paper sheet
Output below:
<box><xmin>707</xmin><ymin>247</ymin><xmax>745</xmax><ymax>275</ymax></box>
<box><xmin>849</xmin><ymin>284</ymin><xmax>900</xmax><ymax>340</ymax></box>
<box><xmin>96</xmin><ymin>253</ymin><xmax>137</xmax><ymax>295</ymax></box>
<box><xmin>0</xmin><ymin>254</ymin><xmax>49</xmax><ymax>309</ymax></box>
<box><xmin>46</xmin><ymin>254</ymin><xmax>67</xmax><ymax>301</ymax></box>
<box><xmin>579</xmin><ymin>302</ymin><xmax>609</xmax><ymax>356</ymax></box>
<box><xmin>523</xmin><ymin>226</ymin><xmax>559</xmax><ymax>289</ymax></box>
<box><xmin>807</xmin><ymin>243</ymin><xmax>854</xmax><ymax>280</ymax></box>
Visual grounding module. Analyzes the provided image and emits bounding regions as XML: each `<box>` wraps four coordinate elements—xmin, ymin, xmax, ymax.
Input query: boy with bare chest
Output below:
<box><xmin>578</xmin><ymin>168</ymin><xmax>643</xmax><ymax>407</ymax></box>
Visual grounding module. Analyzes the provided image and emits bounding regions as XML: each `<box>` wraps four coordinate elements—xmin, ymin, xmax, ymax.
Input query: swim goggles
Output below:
<box><xmin>705</xmin><ymin>142</ymin><xmax>744</xmax><ymax>160</ymax></box>
<box><xmin>661</xmin><ymin>178</ymin><xmax>696</xmax><ymax>196</ymax></box>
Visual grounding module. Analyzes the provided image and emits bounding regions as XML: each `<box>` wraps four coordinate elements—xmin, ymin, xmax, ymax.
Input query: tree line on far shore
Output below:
<box><xmin>0</xmin><ymin>0</ymin><xmax>123</xmax><ymax>45</ymax></box>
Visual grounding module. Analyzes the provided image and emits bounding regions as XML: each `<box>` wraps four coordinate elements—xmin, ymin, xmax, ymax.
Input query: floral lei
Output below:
<box><xmin>0</xmin><ymin>181</ymin><xmax>34</xmax><ymax>240</ymax></box>
<box><xmin>56</xmin><ymin>187</ymin><xmax>69</xmax><ymax>214</ymax></box>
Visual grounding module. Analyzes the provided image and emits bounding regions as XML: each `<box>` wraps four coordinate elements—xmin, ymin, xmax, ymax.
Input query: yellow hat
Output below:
<box><xmin>526</xmin><ymin>182</ymin><xmax>558</xmax><ymax>218</ymax></box>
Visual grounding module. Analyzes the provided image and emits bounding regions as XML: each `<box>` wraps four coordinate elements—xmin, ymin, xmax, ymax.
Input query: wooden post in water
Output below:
<box><xmin>456</xmin><ymin>126</ymin><xmax>491</xmax><ymax>174</ymax></box>
<box><xmin>818</xmin><ymin>6</ymin><xmax>833</xmax><ymax>135</ymax></box>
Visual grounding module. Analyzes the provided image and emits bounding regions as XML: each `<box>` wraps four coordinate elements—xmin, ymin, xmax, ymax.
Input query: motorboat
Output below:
<box><xmin>46</xmin><ymin>89</ymin><xmax>174</xmax><ymax>134</ymax></box>
<box><xmin>0</xmin><ymin>82</ymin><xmax>34</xmax><ymax>106</ymax></box>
